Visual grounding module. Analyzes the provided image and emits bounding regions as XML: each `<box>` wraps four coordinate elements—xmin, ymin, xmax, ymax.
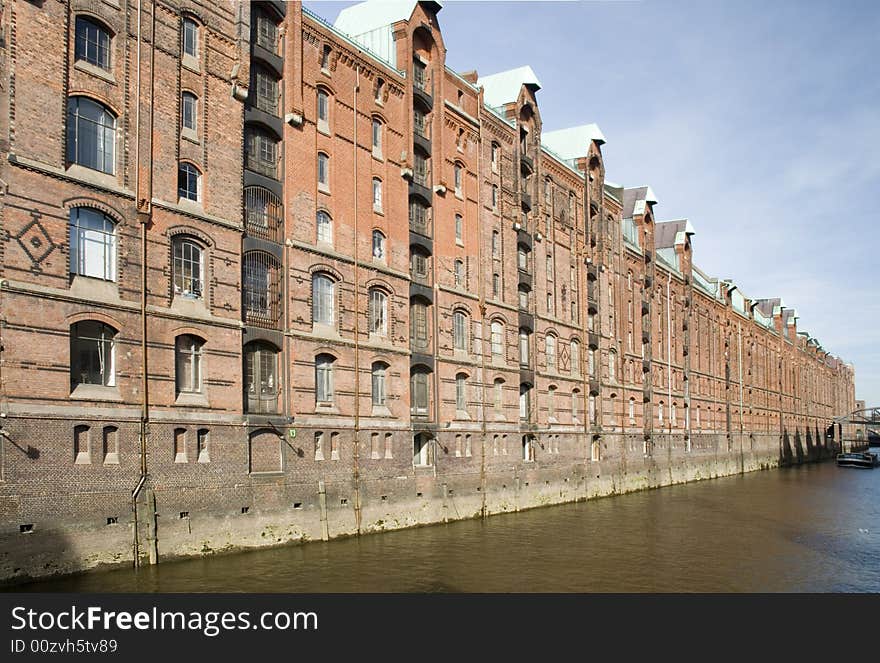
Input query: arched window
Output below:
<box><xmin>175</xmin><ymin>334</ymin><xmax>204</xmax><ymax>395</ymax></box>
<box><xmin>608</xmin><ymin>350</ymin><xmax>617</xmax><ymax>382</ymax></box>
<box><xmin>571</xmin><ymin>340</ymin><xmax>581</xmax><ymax>375</ymax></box>
<box><xmin>69</xmin><ymin>207</ymin><xmax>117</xmax><ymax>281</ymax></box>
<box><xmin>67</xmin><ymin>97</ymin><xmax>116</xmax><ymax>174</ymax></box>
<box><xmin>455</xmin><ymin>373</ymin><xmax>467</xmax><ymax>411</ymax></box>
<box><xmin>317</xmin><ymin>88</ymin><xmax>330</xmax><ymax>132</ymax></box>
<box><xmin>589</xmin><ymin>394</ymin><xmax>597</xmax><ymax>424</ymax></box>
<box><xmin>182</xmin><ymin>17</ymin><xmax>199</xmax><ymax>58</ymax></box>
<box><xmin>243</xmin><ymin>252</ymin><xmax>281</xmax><ymax>327</ymax></box>
<box><xmin>372</xmin><ymin>229</ymin><xmax>386</xmax><ymax>261</ymax></box>
<box><xmin>491</xmin><ymin>321</ymin><xmax>504</xmax><ymax>358</ymax></box>
<box><xmin>315</xmin><ymin>354</ymin><xmax>335</xmax><ymax>404</ymax></box>
<box><xmin>491</xmin><ymin>142</ymin><xmax>499</xmax><ymax>172</ymax></box>
<box><xmin>454</xmin><ymin>163</ymin><xmax>463</xmax><ymax>196</ymax></box>
<box><xmin>368</xmin><ymin>288</ymin><xmax>387</xmax><ymax>336</ymax></box>
<box><xmin>375</xmin><ymin>78</ymin><xmax>385</xmax><ymax>103</ymax></box>
<box><xmin>519</xmin><ymin>328</ymin><xmax>530</xmax><ymax>366</ymax></box>
<box><xmin>372</xmin><ymin>177</ymin><xmax>383</xmax><ymax>211</ymax></box>
<box><xmin>658</xmin><ymin>401</ymin><xmax>665</xmax><ymax>424</ymax></box>
<box><xmin>316</xmin><ymin>210</ymin><xmax>333</xmax><ymax>244</ymax></box>
<box><xmin>312</xmin><ymin>273</ymin><xmax>336</xmax><ymax>327</ymax></box>
<box><xmin>629</xmin><ymin>397</ymin><xmax>636</xmax><ymax>424</ymax></box>
<box><xmin>548</xmin><ymin>385</ymin><xmax>556</xmax><ymax>418</ymax></box>
<box><xmin>492</xmin><ymin>230</ymin><xmax>499</xmax><ymax>257</ymax></box>
<box><xmin>317</xmin><ymin>152</ymin><xmax>330</xmax><ymax>189</ymax></box>
<box><xmin>181</xmin><ymin>91</ymin><xmax>198</xmax><ymax>132</ymax></box>
<box><xmin>70</xmin><ymin>321</ymin><xmax>117</xmax><ymax>389</ymax></box>
<box><xmin>453</xmin><ymin>310</ymin><xmax>468</xmax><ymax>351</ymax></box>
<box><xmin>588</xmin><ymin>348</ymin><xmax>596</xmax><ymax>377</ymax></box>
<box><xmin>371</xmin><ymin>362</ymin><xmax>388</xmax><ymax>407</ymax></box>
<box><xmin>321</xmin><ymin>44</ymin><xmax>331</xmax><ymax>71</ymax></box>
<box><xmin>372</xmin><ymin>117</ymin><xmax>383</xmax><ymax>156</ymax></box>
<box><xmin>172</xmin><ymin>237</ymin><xmax>204</xmax><ymax>298</ymax></box>
<box><xmin>454</xmin><ymin>259</ymin><xmax>464</xmax><ymax>287</ymax></box>
<box><xmin>494</xmin><ymin>378</ymin><xmax>504</xmax><ymax>411</ymax></box>
<box><xmin>546</xmin><ymin>335</ymin><xmax>557</xmax><ymax>370</ymax></box>
<box><xmin>75</xmin><ymin>16</ymin><xmax>111</xmax><ymax>70</ymax></box>
<box><xmin>178</xmin><ymin>162</ymin><xmax>201</xmax><ymax>202</ymax></box>
<box><xmin>492</xmin><ymin>273</ymin><xmax>500</xmax><ymax>298</ymax></box>
<box><xmin>671</xmin><ymin>402</ymin><xmax>677</xmax><ymax>427</ymax></box>
<box><xmin>246</xmin><ymin>125</ymin><xmax>279</xmax><ymax>178</ymax></box>
<box><xmin>244</xmin><ymin>342</ymin><xmax>278</xmax><ymax>413</ymax></box>
<box><xmin>572</xmin><ymin>389</ymin><xmax>581</xmax><ymax>421</ymax></box>
<box><xmin>492</xmin><ymin>185</ymin><xmax>498</xmax><ymax>211</ymax></box>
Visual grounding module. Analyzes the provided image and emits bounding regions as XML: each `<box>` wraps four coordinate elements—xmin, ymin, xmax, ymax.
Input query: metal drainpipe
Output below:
<box><xmin>738</xmin><ymin>321</ymin><xmax>744</xmax><ymax>471</ymax></box>
<box><xmin>476</xmin><ymin>105</ymin><xmax>488</xmax><ymax>518</ymax></box>
<box><xmin>131</xmin><ymin>0</ymin><xmax>148</xmax><ymax>569</ymax></box>
<box><xmin>582</xmin><ymin>161</ymin><xmax>591</xmax><ymax>470</ymax></box>
<box><xmin>666</xmin><ymin>271</ymin><xmax>672</xmax><ymax>436</ymax></box>
<box><xmin>352</xmin><ymin>65</ymin><xmax>362</xmax><ymax>534</ymax></box>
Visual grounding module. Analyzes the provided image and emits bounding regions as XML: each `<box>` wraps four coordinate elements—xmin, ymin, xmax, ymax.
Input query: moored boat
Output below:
<box><xmin>836</xmin><ymin>452</ymin><xmax>879</xmax><ymax>468</ymax></box>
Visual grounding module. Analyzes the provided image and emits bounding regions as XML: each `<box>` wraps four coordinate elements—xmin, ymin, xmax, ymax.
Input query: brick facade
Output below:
<box><xmin>0</xmin><ymin>1</ymin><xmax>857</xmax><ymax>583</ymax></box>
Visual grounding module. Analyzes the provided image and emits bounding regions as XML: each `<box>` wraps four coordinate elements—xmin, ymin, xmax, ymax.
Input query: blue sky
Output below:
<box><xmin>305</xmin><ymin>0</ymin><xmax>880</xmax><ymax>407</ymax></box>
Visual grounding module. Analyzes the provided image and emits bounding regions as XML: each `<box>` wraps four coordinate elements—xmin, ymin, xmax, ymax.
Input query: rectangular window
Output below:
<box><xmin>411</xmin><ymin>303</ymin><xmax>428</xmax><ymax>349</ymax></box>
<box><xmin>253</xmin><ymin>67</ymin><xmax>279</xmax><ymax>116</ymax></box>
<box><xmin>414</xmin><ymin>108</ymin><xmax>426</xmax><ymax>138</ymax></box>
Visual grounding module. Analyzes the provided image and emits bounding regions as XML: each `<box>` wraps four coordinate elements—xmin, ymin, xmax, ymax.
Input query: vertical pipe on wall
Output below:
<box><xmin>352</xmin><ymin>65</ymin><xmax>362</xmax><ymax>535</ymax></box>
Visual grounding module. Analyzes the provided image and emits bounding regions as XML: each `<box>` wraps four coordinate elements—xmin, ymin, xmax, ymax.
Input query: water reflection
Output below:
<box><xmin>13</xmin><ymin>461</ymin><xmax>880</xmax><ymax>593</ymax></box>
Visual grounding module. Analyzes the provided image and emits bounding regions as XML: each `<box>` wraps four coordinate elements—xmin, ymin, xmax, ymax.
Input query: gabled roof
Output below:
<box><xmin>541</xmin><ymin>124</ymin><xmax>606</xmax><ymax>159</ymax></box>
<box><xmin>335</xmin><ymin>1</ymin><xmax>440</xmax><ymax>34</ymax></box>
<box><xmin>622</xmin><ymin>186</ymin><xmax>658</xmax><ymax>218</ymax></box>
<box><xmin>477</xmin><ymin>66</ymin><xmax>542</xmax><ymax>108</ymax></box>
<box><xmin>333</xmin><ymin>1</ymin><xmax>442</xmax><ymax>68</ymax></box>
<box><xmin>654</xmin><ymin>219</ymin><xmax>694</xmax><ymax>249</ymax></box>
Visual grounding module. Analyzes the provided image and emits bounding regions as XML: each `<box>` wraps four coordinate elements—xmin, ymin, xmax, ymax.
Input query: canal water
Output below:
<box><xmin>14</xmin><ymin>459</ymin><xmax>880</xmax><ymax>592</ymax></box>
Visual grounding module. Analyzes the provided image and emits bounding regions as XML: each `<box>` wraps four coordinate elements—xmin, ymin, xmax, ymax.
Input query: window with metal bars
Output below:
<box><xmin>244</xmin><ymin>187</ymin><xmax>283</xmax><ymax>243</ymax></box>
<box><xmin>243</xmin><ymin>252</ymin><xmax>281</xmax><ymax>328</ymax></box>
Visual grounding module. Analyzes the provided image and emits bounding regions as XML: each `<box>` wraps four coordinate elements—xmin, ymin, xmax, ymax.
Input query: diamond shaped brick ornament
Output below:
<box><xmin>15</xmin><ymin>216</ymin><xmax>56</xmax><ymax>269</ymax></box>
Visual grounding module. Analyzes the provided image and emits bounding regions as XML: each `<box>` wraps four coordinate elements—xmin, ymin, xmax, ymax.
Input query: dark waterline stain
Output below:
<box><xmin>11</xmin><ymin>462</ymin><xmax>880</xmax><ymax>593</ymax></box>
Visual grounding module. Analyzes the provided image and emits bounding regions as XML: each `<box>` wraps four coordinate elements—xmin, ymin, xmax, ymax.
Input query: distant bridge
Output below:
<box><xmin>832</xmin><ymin>407</ymin><xmax>879</xmax><ymax>451</ymax></box>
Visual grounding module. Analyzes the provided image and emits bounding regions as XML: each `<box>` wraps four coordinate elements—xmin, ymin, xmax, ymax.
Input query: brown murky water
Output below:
<box><xmin>14</xmin><ymin>459</ymin><xmax>880</xmax><ymax>592</ymax></box>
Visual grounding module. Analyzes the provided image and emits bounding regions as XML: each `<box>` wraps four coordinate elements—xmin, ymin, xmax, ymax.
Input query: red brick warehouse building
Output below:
<box><xmin>0</xmin><ymin>0</ymin><xmax>857</xmax><ymax>582</ymax></box>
